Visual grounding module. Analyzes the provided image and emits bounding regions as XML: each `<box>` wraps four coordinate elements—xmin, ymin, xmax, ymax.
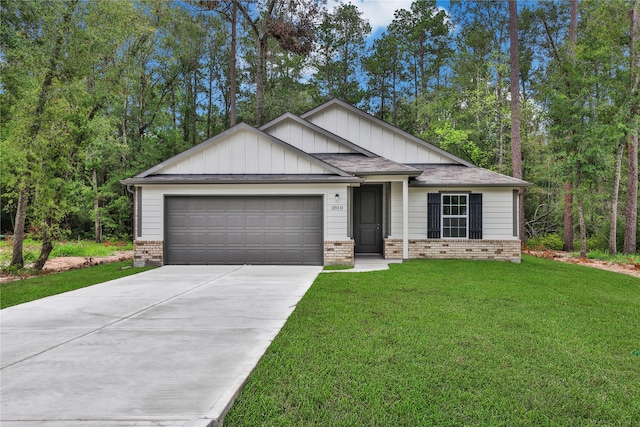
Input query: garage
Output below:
<box><xmin>164</xmin><ymin>195</ymin><xmax>323</xmax><ymax>265</ymax></box>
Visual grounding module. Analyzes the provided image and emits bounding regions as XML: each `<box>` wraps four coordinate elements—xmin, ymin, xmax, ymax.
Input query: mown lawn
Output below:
<box><xmin>225</xmin><ymin>256</ymin><xmax>640</xmax><ymax>426</ymax></box>
<box><xmin>0</xmin><ymin>261</ymin><xmax>154</xmax><ymax>309</ymax></box>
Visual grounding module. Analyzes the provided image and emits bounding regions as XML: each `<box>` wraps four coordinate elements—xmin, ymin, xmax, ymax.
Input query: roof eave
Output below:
<box><xmin>121</xmin><ymin>176</ymin><xmax>364</xmax><ymax>185</ymax></box>
<box><xmin>355</xmin><ymin>171</ymin><xmax>423</xmax><ymax>177</ymax></box>
<box><xmin>409</xmin><ymin>182</ymin><xmax>533</xmax><ymax>188</ymax></box>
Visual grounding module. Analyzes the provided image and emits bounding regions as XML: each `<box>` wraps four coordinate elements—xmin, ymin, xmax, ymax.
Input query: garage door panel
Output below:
<box><xmin>304</xmin><ymin>232</ymin><xmax>322</xmax><ymax>245</ymax></box>
<box><xmin>207</xmin><ymin>214</ymin><xmax>226</xmax><ymax>227</ymax></box>
<box><xmin>245</xmin><ymin>232</ymin><xmax>266</xmax><ymax>245</ymax></box>
<box><xmin>264</xmin><ymin>199</ymin><xmax>284</xmax><ymax>211</ymax></box>
<box><xmin>226</xmin><ymin>215</ymin><xmax>246</xmax><ymax>227</ymax></box>
<box><xmin>226</xmin><ymin>232</ymin><xmax>246</xmax><ymax>245</ymax></box>
<box><xmin>264</xmin><ymin>232</ymin><xmax>284</xmax><ymax>245</ymax></box>
<box><xmin>283</xmin><ymin>215</ymin><xmax>303</xmax><ymax>228</ymax></box>
<box><xmin>245</xmin><ymin>214</ymin><xmax>265</xmax><ymax>228</ymax></box>
<box><xmin>165</xmin><ymin>196</ymin><xmax>323</xmax><ymax>265</ymax></box>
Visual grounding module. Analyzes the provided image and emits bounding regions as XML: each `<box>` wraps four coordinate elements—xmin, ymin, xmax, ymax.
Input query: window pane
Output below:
<box><xmin>452</xmin><ymin>206</ymin><xmax>459</xmax><ymax>215</ymax></box>
<box><xmin>452</xmin><ymin>195</ymin><xmax>459</xmax><ymax>204</ymax></box>
<box><xmin>443</xmin><ymin>195</ymin><xmax>451</xmax><ymax>204</ymax></box>
<box><xmin>443</xmin><ymin>206</ymin><xmax>450</xmax><ymax>215</ymax></box>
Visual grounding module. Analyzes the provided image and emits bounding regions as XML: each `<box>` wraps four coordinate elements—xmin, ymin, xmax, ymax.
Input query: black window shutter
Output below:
<box><xmin>427</xmin><ymin>193</ymin><xmax>441</xmax><ymax>238</ymax></box>
<box><xmin>469</xmin><ymin>193</ymin><xmax>482</xmax><ymax>239</ymax></box>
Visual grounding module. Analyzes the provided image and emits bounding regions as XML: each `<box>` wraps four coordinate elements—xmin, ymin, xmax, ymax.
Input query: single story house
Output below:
<box><xmin>122</xmin><ymin>99</ymin><xmax>531</xmax><ymax>267</ymax></box>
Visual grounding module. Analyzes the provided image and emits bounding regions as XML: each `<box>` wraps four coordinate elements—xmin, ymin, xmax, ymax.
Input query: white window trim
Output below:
<box><xmin>441</xmin><ymin>193</ymin><xmax>469</xmax><ymax>239</ymax></box>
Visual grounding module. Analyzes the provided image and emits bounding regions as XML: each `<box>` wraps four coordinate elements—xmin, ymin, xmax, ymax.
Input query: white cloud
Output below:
<box><xmin>328</xmin><ymin>0</ymin><xmax>415</xmax><ymax>34</ymax></box>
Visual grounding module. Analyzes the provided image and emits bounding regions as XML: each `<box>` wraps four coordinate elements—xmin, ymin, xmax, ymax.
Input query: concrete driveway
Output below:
<box><xmin>1</xmin><ymin>265</ymin><xmax>321</xmax><ymax>427</ymax></box>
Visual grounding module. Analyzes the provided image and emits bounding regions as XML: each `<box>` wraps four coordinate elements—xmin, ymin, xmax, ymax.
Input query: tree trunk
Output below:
<box><xmin>33</xmin><ymin>222</ymin><xmax>54</xmax><ymax>272</ymax></box>
<box><xmin>577</xmin><ymin>191</ymin><xmax>587</xmax><ymax>258</ymax></box>
<box><xmin>624</xmin><ymin>1</ymin><xmax>639</xmax><ymax>254</ymax></box>
<box><xmin>230</xmin><ymin>2</ymin><xmax>237</xmax><ymax>126</ymax></box>
<box><xmin>563</xmin><ymin>183</ymin><xmax>574</xmax><ymax>251</ymax></box>
<box><xmin>10</xmin><ymin>185</ymin><xmax>29</xmax><ymax>269</ymax></box>
<box><xmin>93</xmin><ymin>169</ymin><xmax>101</xmax><ymax>243</ymax></box>
<box><xmin>12</xmin><ymin>0</ymin><xmax>78</xmax><ymax>267</ymax></box>
<box><xmin>509</xmin><ymin>0</ymin><xmax>525</xmax><ymax>243</ymax></box>
<box><xmin>563</xmin><ymin>0</ymin><xmax>579</xmax><ymax>252</ymax></box>
<box><xmin>255</xmin><ymin>35</ymin><xmax>267</xmax><ymax>126</ymax></box>
<box><xmin>624</xmin><ymin>124</ymin><xmax>638</xmax><ymax>253</ymax></box>
<box><xmin>609</xmin><ymin>142</ymin><xmax>624</xmax><ymax>254</ymax></box>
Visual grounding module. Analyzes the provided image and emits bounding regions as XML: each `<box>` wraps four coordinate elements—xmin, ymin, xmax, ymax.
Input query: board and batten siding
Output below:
<box><xmin>306</xmin><ymin>106</ymin><xmax>453</xmax><ymax>164</ymax></box>
<box><xmin>136</xmin><ymin>183</ymin><xmax>350</xmax><ymax>242</ymax></box>
<box><xmin>399</xmin><ymin>187</ymin><xmax>518</xmax><ymax>240</ymax></box>
<box><xmin>157</xmin><ymin>129</ymin><xmax>329</xmax><ymax>175</ymax></box>
<box><xmin>265</xmin><ymin>121</ymin><xmax>357</xmax><ymax>154</ymax></box>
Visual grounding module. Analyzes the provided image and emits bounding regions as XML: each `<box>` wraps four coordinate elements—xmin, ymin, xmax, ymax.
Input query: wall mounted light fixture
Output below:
<box><xmin>335</xmin><ymin>194</ymin><xmax>340</xmax><ymax>202</ymax></box>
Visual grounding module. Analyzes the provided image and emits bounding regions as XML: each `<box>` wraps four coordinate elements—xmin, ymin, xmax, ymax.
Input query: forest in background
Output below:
<box><xmin>1</xmin><ymin>0</ymin><xmax>638</xmax><ymax>270</ymax></box>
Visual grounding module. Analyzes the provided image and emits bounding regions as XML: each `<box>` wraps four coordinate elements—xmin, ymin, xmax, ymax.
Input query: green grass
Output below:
<box><xmin>225</xmin><ymin>256</ymin><xmax>640</xmax><ymax>426</ymax></box>
<box><xmin>0</xmin><ymin>239</ymin><xmax>133</xmax><ymax>267</ymax></box>
<box><xmin>0</xmin><ymin>261</ymin><xmax>154</xmax><ymax>309</ymax></box>
<box><xmin>585</xmin><ymin>249</ymin><xmax>640</xmax><ymax>264</ymax></box>
<box><xmin>323</xmin><ymin>265</ymin><xmax>354</xmax><ymax>270</ymax></box>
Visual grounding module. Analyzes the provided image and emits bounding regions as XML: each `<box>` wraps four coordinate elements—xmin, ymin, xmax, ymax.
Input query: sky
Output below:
<box><xmin>328</xmin><ymin>0</ymin><xmax>451</xmax><ymax>40</ymax></box>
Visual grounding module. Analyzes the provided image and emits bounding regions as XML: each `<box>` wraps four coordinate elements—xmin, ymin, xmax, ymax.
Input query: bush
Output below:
<box><xmin>526</xmin><ymin>234</ymin><xmax>564</xmax><ymax>250</ymax></box>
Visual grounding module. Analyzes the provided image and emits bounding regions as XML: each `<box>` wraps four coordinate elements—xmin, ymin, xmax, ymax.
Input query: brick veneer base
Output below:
<box><xmin>384</xmin><ymin>238</ymin><xmax>521</xmax><ymax>263</ymax></box>
<box><xmin>324</xmin><ymin>240</ymin><xmax>355</xmax><ymax>266</ymax></box>
<box><xmin>133</xmin><ymin>240</ymin><xmax>164</xmax><ymax>267</ymax></box>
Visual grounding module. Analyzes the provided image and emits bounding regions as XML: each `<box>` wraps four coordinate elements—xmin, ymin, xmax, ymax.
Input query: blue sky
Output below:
<box><xmin>329</xmin><ymin>0</ymin><xmax>452</xmax><ymax>41</ymax></box>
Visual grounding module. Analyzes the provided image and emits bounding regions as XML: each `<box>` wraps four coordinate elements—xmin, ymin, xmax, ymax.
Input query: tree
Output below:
<box><xmin>564</xmin><ymin>0</ymin><xmax>578</xmax><ymax>252</ymax></box>
<box><xmin>363</xmin><ymin>32</ymin><xmax>405</xmax><ymax>124</ymax></box>
<box><xmin>311</xmin><ymin>3</ymin><xmax>371</xmax><ymax>106</ymax></box>
<box><xmin>624</xmin><ymin>0</ymin><xmax>639</xmax><ymax>254</ymax></box>
<box><xmin>509</xmin><ymin>0</ymin><xmax>525</xmax><ymax>243</ymax></box>
<box><xmin>1</xmin><ymin>0</ymin><xmax>80</xmax><ymax>268</ymax></box>
<box><xmin>235</xmin><ymin>0</ymin><xmax>319</xmax><ymax>125</ymax></box>
<box><xmin>389</xmin><ymin>0</ymin><xmax>452</xmax><ymax>117</ymax></box>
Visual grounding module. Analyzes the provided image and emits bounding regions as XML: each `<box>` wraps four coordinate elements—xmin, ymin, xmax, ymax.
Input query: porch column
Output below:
<box><xmin>403</xmin><ymin>179</ymin><xmax>409</xmax><ymax>259</ymax></box>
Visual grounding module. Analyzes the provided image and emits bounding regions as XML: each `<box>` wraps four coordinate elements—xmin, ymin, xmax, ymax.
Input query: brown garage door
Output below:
<box><xmin>165</xmin><ymin>196</ymin><xmax>323</xmax><ymax>265</ymax></box>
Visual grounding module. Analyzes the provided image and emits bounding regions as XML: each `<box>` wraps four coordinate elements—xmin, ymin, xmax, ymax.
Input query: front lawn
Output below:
<box><xmin>225</xmin><ymin>256</ymin><xmax>640</xmax><ymax>426</ymax></box>
<box><xmin>0</xmin><ymin>261</ymin><xmax>154</xmax><ymax>309</ymax></box>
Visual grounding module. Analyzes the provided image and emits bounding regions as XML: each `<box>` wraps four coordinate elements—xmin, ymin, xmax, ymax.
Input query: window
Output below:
<box><xmin>428</xmin><ymin>193</ymin><xmax>482</xmax><ymax>240</ymax></box>
<box><xmin>442</xmin><ymin>194</ymin><xmax>468</xmax><ymax>238</ymax></box>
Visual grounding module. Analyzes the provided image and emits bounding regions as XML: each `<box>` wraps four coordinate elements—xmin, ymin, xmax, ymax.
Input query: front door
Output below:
<box><xmin>353</xmin><ymin>185</ymin><xmax>383</xmax><ymax>253</ymax></box>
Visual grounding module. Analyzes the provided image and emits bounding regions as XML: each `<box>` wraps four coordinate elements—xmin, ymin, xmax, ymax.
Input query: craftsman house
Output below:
<box><xmin>122</xmin><ymin>99</ymin><xmax>530</xmax><ymax>266</ymax></box>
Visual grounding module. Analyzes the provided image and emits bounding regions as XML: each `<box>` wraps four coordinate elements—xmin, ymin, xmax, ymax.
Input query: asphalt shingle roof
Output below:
<box><xmin>409</xmin><ymin>164</ymin><xmax>531</xmax><ymax>187</ymax></box>
<box><xmin>313</xmin><ymin>154</ymin><xmax>422</xmax><ymax>176</ymax></box>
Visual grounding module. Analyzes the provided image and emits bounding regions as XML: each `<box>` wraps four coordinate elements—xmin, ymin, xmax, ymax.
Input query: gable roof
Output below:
<box><xmin>260</xmin><ymin>112</ymin><xmax>377</xmax><ymax>157</ymax></box>
<box><xmin>301</xmin><ymin>98</ymin><xmax>475</xmax><ymax>168</ymax></box>
<box><xmin>128</xmin><ymin>122</ymin><xmax>355</xmax><ymax>179</ymax></box>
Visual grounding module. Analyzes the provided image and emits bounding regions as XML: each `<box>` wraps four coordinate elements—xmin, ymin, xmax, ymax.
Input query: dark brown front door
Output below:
<box><xmin>353</xmin><ymin>185</ymin><xmax>383</xmax><ymax>253</ymax></box>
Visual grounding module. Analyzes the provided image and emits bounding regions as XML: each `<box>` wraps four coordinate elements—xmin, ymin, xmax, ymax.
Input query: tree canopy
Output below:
<box><xmin>1</xmin><ymin>0</ymin><xmax>637</xmax><ymax>268</ymax></box>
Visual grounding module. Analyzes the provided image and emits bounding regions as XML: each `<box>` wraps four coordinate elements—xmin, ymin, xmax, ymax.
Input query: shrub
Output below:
<box><xmin>526</xmin><ymin>234</ymin><xmax>564</xmax><ymax>250</ymax></box>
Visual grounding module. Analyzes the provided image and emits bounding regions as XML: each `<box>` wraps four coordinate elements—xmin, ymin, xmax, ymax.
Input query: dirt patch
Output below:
<box><xmin>0</xmin><ymin>251</ymin><xmax>134</xmax><ymax>283</ymax></box>
<box><xmin>524</xmin><ymin>249</ymin><xmax>640</xmax><ymax>279</ymax></box>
